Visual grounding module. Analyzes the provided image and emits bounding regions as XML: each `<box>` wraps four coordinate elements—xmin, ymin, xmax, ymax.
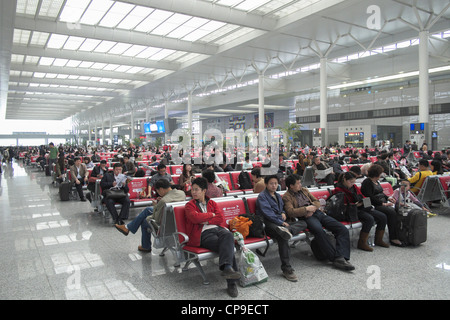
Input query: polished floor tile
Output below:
<box><xmin>1</xmin><ymin>160</ymin><xmax>449</xmax><ymax>300</ymax></box>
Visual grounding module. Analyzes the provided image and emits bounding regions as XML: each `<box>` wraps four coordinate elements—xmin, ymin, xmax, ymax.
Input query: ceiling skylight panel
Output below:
<box><xmin>91</xmin><ymin>63</ymin><xmax>108</xmax><ymax>69</ymax></box>
<box><xmin>152</xmin><ymin>13</ymin><xmax>192</xmax><ymax>36</ymax></box>
<box><xmin>117</xmin><ymin>6</ymin><xmax>154</xmax><ymax>30</ymax></box>
<box><xmin>183</xmin><ymin>21</ymin><xmax>227</xmax><ymax>42</ymax></box>
<box><xmin>29</xmin><ymin>31</ymin><xmax>50</xmax><ymax>46</ymax></box>
<box><xmin>149</xmin><ymin>49</ymin><xmax>176</xmax><ymax>61</ymax></box>
<box><xmin>122</xmin><ymin>45</ymin><xmax>147</xmax><ymax>57</ymax></box>
<box><xmin>38</xmin><ymin>0</ymin><xmax>65</xmax><ymax>18</ymax></box>
<box><xmin>93</xmin><ymin>41</ymin><xmax>117</xmax><ymax>53</ymax></box>
<box><xmin>64</xmin><ymin>36</ymin><xmax>86</xmax><ymax>51</ymax></box>
<box><xmin>53</xmin><ymin>59</ymin><xmax>69</xmax><ymax>67</ymax></box>
<box><xmin>108</xmin><ymin>43</ymin><xmax>132</xmax><ymax>55</ymax></box>
<box><xmin>235</xmin><ymin>0</ymin><xmax>271</xmax><ymax>12</ymax></box>
<box><xmin>217</xmin><ymin>0</ymin><xmax>244</xmax><ymax>6</ymax></box>
<box><xmin>103</xmin><ymin>64</ymin><xmax>120</xmax><ymax>71</ymax></box>
<box><xmin>134</xmin><ymin>9</ymin><xmax>173</xmax><ymax>33</ymax></box>
<box><xmin>79</xmin><ymin>61</ymin><xmax>94</xmax><ymax>68</ymax></box>
<box><xmin>59</xmin><ymin>0</ymin><xmax>90</xmax><ymax>23</ymax></box>
<box><xmin>78</xmin><ymin>39</ymin><xmax>102</xmax><ymax>52</ymax></box>
<box><xmin>16</xmin><ymin>0</ymin><xmax>40</xmax><ymax>15</ymax></box>
<box><xmin>13</xmin><ymin>29</ymin><xmax>31</xmax><ymax>45</ymax></box>
<box><xmin>39</xmin><ymin>57</ymin><xmax>55</xmax><ymax>66</ymax></box>
<box><xmin>135</xmin><ymin>47</ymin><xmax>162</xmax><ymax>59</ymax></box>
<box><xmin>66</xmin><ymin>60</ymin><xmax>82</xmax><ymax>68</ymax></box>
<box><xmin>47</xmin><ymin>34</ymin><xmax>69</xmax><ymax>49</ymax></box>
<box><xmin>125</xmin><ymin>67</ymin><xmax>145</xmax><ymax>74</ymax></box>
<box><xmin>115</xmin><ymin>65</ymin><xmax>132</xmax><ymax>73</ymax></box>
<box><xmin>98</xmin><ymin>2</ymin><xmax>135</xmax><ymax>28</ymax></box>
<box><xmin>80</xmin><ymin>0</ymin><xmax>114</xmax><ymax>25</ymax></box>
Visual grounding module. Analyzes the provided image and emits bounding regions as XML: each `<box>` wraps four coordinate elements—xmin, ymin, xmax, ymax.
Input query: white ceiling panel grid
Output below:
<box><xmin>0</xmin><ymin>0</ymin><xmax>449</xmax><ymax>123</ymax></box>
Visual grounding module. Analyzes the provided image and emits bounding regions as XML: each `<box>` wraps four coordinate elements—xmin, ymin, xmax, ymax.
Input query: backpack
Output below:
<box><xmin>238</xmin><ymin>171</ymin><xmax>252</xmax><ymax>189</ymax></box>
<box><xmin>324</xmin><ymin>192</ymin><xmax>346</xmax><ymax>221</ymax></box>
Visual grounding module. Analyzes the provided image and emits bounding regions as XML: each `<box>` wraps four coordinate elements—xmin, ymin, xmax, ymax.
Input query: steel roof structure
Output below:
<box><xmin>1</xmin><ymin>0</ymin><xmax>449</xmax><ymax>130</ymax></box>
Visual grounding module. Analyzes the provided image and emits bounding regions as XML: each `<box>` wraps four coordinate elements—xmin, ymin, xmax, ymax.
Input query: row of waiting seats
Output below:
<box><xmin>150</xmin><ymin>182</ymin><xmax>396</xmax><ymax>285</ymax></box>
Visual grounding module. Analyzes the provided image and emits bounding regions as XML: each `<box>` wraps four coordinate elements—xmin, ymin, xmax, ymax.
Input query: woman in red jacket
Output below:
<box><xmin>333</xmin><ymin>172</ymin><xmax>389</xmax><ymax>251</ymax></box>
<box><xmin>185</xmin><ymin>177</ymin><xmax>240</xmax><ymax>297</ymax></box>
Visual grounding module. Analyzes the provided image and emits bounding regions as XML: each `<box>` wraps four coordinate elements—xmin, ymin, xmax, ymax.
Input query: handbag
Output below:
<box><xmin>104</xmin><ymin>188</ymin><xmax>126</xmax><ymax>200</ymax></box>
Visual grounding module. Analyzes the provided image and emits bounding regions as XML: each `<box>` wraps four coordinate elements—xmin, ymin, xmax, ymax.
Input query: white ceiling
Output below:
<box><xmin>1</xmin><ymin>0</ymin><xmax>449</xmax><ymax>127</ymax></box>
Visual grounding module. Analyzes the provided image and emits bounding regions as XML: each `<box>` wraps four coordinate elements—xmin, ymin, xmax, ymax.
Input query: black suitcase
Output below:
<box><xmin>59</xmin><ymin>181</ymin><xmax>71</xmax><ymax>201</ymax></box>
<box><xmin>397</xmin><ymin>209</ymin><xmax>427</xmax><ymax>246</ymax></box>
<box><xmin>45</xmin><ymin>165</ymin><xmax>51</xmax><ymax>176</ymax></box>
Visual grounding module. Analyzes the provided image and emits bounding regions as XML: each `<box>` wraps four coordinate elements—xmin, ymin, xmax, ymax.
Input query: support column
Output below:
<box><xmin>165</xmin><ymin>101</ymin><xmax>169</xmax><ymax>143</ymax></box>
<box><xmin>101</xmin><ymin>118</ymin><xmax>105</xmax><ymax>146</ymax></box>
<box><xmin>109</xmin><ymin>117</ymin><xmax>113</xmax><ymax>146</ymax></box>
<box><xmin>188</xmin><ymin>94</ymin><xmax>192</xmax><ymax>134</ymax></box>
<box><xmin>320</xmin><ymin>57</ymin><xmax>328</xmax><ymax>147</ymax></box>
<box><xmin>94</xmin><ymin>123</ymin><xmax>98</xmax><ymax>146</ymax></box>
<box><xmin>88</xmin><ymin>122</ymin><xmax>91</xmax><ymax>143</ymax></box>
<box><xmin>258</xmin><ymin>73</ymin><xmax>265</xmax><ymax>145</ymax></box>
<box><xmin>419</xmin><ymin>30</ymin><xmax>429</xmax><ymax>125</ymax></box>
<box><xmin>130</xmin><ymin>109</ymin><xmax>135</xmax><ymax>141</ymax></box>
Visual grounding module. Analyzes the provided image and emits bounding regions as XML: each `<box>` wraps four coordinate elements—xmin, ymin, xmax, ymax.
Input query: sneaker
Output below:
<box><xmin>276</xmin><ymin>226</ymin><xmax>292</xmax><ymax>241</ymax></box>
<box><xmin>282</xmin><ymin>269</ymin><xmax>298</xmax><ymax>282</ymax></box>
<box><xmin>332</xmin><ymin>257</ymin><xmax>355</xmax><ymax>271</ymax></box>
<box><xmin>227</xmin><ymin>282</ymin><xmax>239</xmax><ymax>298</ymax></box>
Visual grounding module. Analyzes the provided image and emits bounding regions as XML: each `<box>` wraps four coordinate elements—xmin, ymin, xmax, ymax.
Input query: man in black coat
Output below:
<box><xmin>100</xmin><ymin>163</ymin><xmax>130</xmax><ymax>225</ymax></box>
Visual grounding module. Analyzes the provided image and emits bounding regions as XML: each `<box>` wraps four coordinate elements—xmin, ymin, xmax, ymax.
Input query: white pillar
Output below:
<box><xmin>418</xmin><ymin>30</ymin><xmax>429</xmax><ymax>125</ymax></box>
<box><xmin>130</xmin><ymin>109</ymin><xmax>135</xmax><ymax>141</ymax></box>
<box><xmin>88</xmin><ymin>122</ymin><xmax>91</xmax><ymax>142</ymax></box>
<box><xmin>258</xmin><ymin>74</ymin><xmax>265</xmax><ymax>130</ymax></box>
<box><xmin>188</xmin><ymin>94</ymin><xmax>192</xmax><ymax>134</ymax></box>
<box><xmin>94</xmin><ymin>123</ymin><xmax>98</xmax><ymax>146</ymax></box>
<box><xmin>320</xmin><ymin>57</ymin><xmax>328</xmax><ymax>147</ymax></box>
<box><xmin>165</xmin><ymin>101</ymin><xmax>169</xmax><ymax>143</ymax></box>
<box><xmin>101</xmin><ymin>118</ymin><xmax>105</xmax><ymax>146</ymax></box>
<box><xmin>109</xmin><ymin>117</ymin><xmax>113</xmax><ymax>146</ymax></box>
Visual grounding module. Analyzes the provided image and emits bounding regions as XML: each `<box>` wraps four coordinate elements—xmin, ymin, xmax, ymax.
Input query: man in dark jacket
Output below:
<box><xmin>256</xmin><ymin>175</ymin><xmax>305</xmax><ymax>282</ymax></box>
<box><xmin>100</xmin><ymin>163</ymin><xmax>130</xmax><ymax>225</ymax></box>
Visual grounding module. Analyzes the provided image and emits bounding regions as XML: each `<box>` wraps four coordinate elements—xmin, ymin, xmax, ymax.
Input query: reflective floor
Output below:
<box><xmin>1</xmin><ymin>160</ymin><xmax>449</xmax><ymax>300</ymax></box>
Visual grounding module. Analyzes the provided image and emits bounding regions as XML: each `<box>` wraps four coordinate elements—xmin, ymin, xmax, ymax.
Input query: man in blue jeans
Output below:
<box><xmin>282</xmin><ymin>174</ymin><xmax>355</xmax><ymax>271</ymax></box>
<box><xmin>114</xmin><ymin>179</ymin><xmax>186</xmax><ymax>252</ymax></box>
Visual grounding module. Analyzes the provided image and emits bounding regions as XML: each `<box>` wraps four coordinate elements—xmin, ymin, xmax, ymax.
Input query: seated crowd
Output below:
<box><xmin>15</xmin><ymin>142</ymin><xmax>450</xmax><ymax>298</ymax></box>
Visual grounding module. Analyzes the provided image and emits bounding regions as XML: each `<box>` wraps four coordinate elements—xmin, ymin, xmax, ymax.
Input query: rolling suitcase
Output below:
<box><xmin>59</xmin><ymin>181</ymin><xmax>71</xmax><ymax>201</ymax></box>
<box><xmin>45</xmin><ymin>164</ymin><xmax>51</xmax><ymax>176</ymax></box>
<box><xmin>397</xmin><ymin>209</ymin><xmax>427</xmax><ymax>246</ymax></box>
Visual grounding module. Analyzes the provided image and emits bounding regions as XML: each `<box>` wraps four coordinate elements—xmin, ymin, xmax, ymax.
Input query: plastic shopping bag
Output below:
<box><xmin>234</xmin><ymin>232</ymin><xmax>268</xmax><ymax>287</ymax></box>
